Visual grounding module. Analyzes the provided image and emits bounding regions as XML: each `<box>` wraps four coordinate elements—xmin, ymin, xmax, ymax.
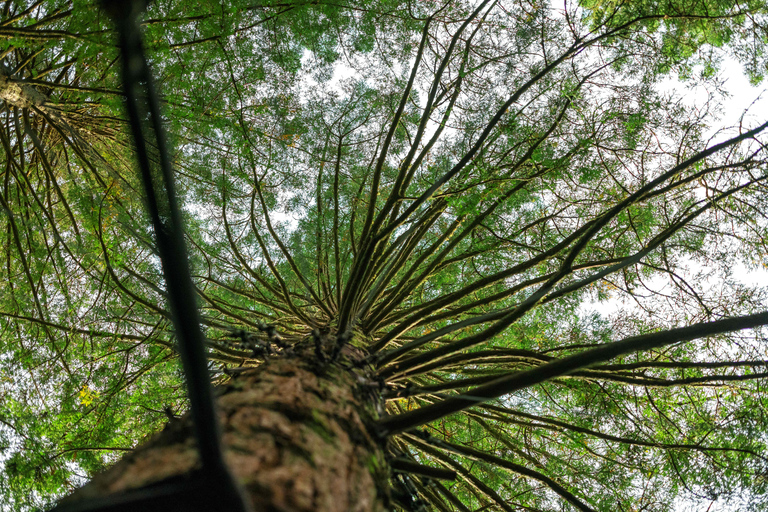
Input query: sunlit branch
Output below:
<box><xmin>375</xmin><ymin>44</ymin><xmax>586</xmax><ymax>248</ymax></box>
<box><xmin>347</xmin><ymin>142</ymin><xmax>378</xmax><ymax>261</ymax></box>
<box><xmin>402</xmin><ymin>367</ymin><xmax>768</xmax><ymax>395</ymax></box>
<box><xmin>360</xmin><ymin>13</ymin><xmax>431</xmax><ymax>241</ymax></box>
<box><xmin>2</xmin><ymin>0</ymin><xmax>52</xmax><ymax>27</ymax></box>
<box><xmin>356</xmin><ymin>200</ymin><xmax>449</xmax><ymax>325</ymax></box>
<box><xmin>383</xmin><ymin>2</ymin><xmax>490</xmax><ymax>227</ymax></box>
<box><xmin>372</xmin><ymin>197</ymin><xmax>605</xmax><ymax>356</ymax></box>
<box><xmin>253</xmin><ymin>178</ymin><xmax>332</xmax><ymax>319</ymax></box>
<box><xmin>378</xmin><ymin>311</ymin><xmax>768</xmax><ymax>436</ymax></box>
<box><xmin>367</xmin><ymin>1</ymin><xmax>495</xmax><ymax>240</ymax></box>
<box><xmin>342</xmin><ymin>1</ymin><xmax>495</xmax><ymax>333</ymax></box>
<box><xmin>406</xmin><ymin>434</ymin><xmax>518</xmax><ymax>512</ymax></box>
<box><xmin>375</xmin><ymin>246</ymin><xmax>678</xmax><ymax>379</ymax></box>
<box><xmin>22</xmin><ymin>116</ymin><xmax>82</xmax><ymax>239</ymax></box>
<box><xmin>377</xmin><ymin>310</ymin><xmax>510</xmax><ymax>379</ymax></box>
<box><xmin>0</xmin><ymin>310</ymin><xmax>159</xmax><ymax>343</ymax></box>
<box><xmin>221</xmin><ymin>189</ymin><xmax>306</xmax><ymax>323</ymax></box>
<box><xmin>555</xmin><ymin>121</ymin><xmax>768</xmax><ymax>277</ymax></box>
<box><xmin>315</xmin><ymin>138</ymin><xmax>331</xmax><ymax>308</ymax></box>
<box><xmin>393</xmin><ymin>70</ymin><xmax>462</xmax><ymax>209</ymax></box>
<box><xmin>365</xmin><ymin>214</ymin><xmax>466</xmax><ymax>333</ymax></box>
<box><xmin>405</xmin><ymin>258</ymin><xmax>621</xmax><ymax>334</ymax></box>
<box><xmin>386</xmin><ymin>152</ymin><xmax>768</xmax><ymax>379</ymax></box>
<box><xmin>405</xmin><ymin>432</ymin><xmax>597</xmax><ymax>512</ymax></box>
<box><xmin>195</xmin><ymin>275</ymin><xmax>287</xmax><ymax>318</ymax></box>
<box><xmin>373</xmin><ymin>231</ymin><xmax>602</xmax><ymax>366</ymax></box>
<box><xmin>367</xmin><ymin>199</ymin><xmax>449</xmax><ymax>290</ymax></box>
<box><xmin>349</xmin><ymin>202</ymin><xmax>447</xmax><ymax>328</ymax></box>
<box><xmin>339</xmin><ymin>18</ymin><xmax>436</xmax><ymax>331</ymax></box>
<box><xmin>479</xmin><ymin>403</ymin><xmax>768</xmax><ymax>462</ymax></box>
<box><xmin>381</xmin><ymin>349</ymin><xmax>550</xmax><ymax>384</ymax></box>
<box><xmin>371</xmin><ymin>208</ymin><xmax>574</xmax><ymax>337</ymax></box>
<box><xmin>378</xmin><ymin>10</ymin><xmax>764</xmax><ymax>258</ymax></box>
<box><xmin>368</xmin><ymin>97</ymin><xmax>576</xmax><ymax>334</ymax></box>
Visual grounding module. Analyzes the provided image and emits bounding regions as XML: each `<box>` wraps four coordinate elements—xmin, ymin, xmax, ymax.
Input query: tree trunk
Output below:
<box><xmin>57</xmin><ymin>342</ymin><xmax>390</xmax><ymax>512</ymax></box>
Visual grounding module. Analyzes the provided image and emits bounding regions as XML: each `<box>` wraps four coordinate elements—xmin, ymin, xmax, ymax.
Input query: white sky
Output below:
<box><xmin>585</xmin><ymin>56</ymin><xmax>768</xmax><ymax>512</ymax></box>
<box><xmin>582</xmin><ymin>53</ymin><xmax>768</xmax><ymax>318</ymax></box>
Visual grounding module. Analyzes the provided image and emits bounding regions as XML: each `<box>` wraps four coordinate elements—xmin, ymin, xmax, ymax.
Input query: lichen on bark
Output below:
<box><xmin>59</xmin><ymin>341</ymin><xmax>391</xmax><ymax>512</ymax></box>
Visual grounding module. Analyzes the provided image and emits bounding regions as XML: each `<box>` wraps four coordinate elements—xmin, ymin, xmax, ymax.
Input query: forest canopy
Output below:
<box><xmin>2</xmin><ymin>0</ymin><xmax>768</xmax><ymax>510</ymax></box>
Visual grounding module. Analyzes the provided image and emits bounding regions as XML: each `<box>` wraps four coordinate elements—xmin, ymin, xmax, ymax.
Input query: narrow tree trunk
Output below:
<box><xmin>57</xmin><ymin>342</ymin><xmax>390</xmax><ymax>512</ymax></box>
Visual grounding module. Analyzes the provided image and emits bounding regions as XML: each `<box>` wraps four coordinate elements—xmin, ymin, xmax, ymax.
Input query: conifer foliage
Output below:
<box><xmin>2</xmin><ymin>0</ymin><xmax>768</xmax><ymax>510</ymax></box>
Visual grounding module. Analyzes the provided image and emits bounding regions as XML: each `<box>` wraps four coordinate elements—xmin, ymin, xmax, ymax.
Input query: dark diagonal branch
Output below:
<box><xmin>378</xmin><ymin>311</ymin><xmax>768</xmax><ymax>435</ymax></box>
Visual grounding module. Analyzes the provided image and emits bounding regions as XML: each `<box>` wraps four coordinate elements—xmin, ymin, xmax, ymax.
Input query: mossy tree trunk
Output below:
<box><xmin>57</xmin><ymin>341</ymin><xmax>391</xmax><ymax>512</ymax></box>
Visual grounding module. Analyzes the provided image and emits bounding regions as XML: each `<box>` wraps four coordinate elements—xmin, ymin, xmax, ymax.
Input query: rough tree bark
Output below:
<box><xmin>56</xmin><ymin>340</ymin><xmax>391</xmax><ymax>512</ymax></box>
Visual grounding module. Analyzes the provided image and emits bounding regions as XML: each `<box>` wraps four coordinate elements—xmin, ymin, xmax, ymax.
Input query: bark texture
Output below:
<box><xmin>59</xmin><ymin>343</ymin><xmax>390</xmax><ymax>512</ymax></box>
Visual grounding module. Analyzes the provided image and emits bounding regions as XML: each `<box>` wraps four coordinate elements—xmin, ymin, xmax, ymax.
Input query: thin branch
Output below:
<box><xmin>378</xmin><ymin>310</ymin><xmax>768</xmax><ymax>435</ymax></box>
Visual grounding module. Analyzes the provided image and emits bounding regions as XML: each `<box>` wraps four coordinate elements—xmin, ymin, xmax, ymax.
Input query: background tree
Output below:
<box><xmin>2</xmin><ymin>0</ymin><xmax>768</xmax><ymax>510</ymax></box>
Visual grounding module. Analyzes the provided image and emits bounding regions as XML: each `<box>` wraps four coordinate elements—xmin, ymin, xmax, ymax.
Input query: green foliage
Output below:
<box><xmin>1</xmin><ymin>0</ymin><xmax>768</xmax><ymax>511</ymax></box>
<box><xmin>580</xmin><ymin>0</ymin><xmax>768</xmax><ymax>82</ymax></box>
